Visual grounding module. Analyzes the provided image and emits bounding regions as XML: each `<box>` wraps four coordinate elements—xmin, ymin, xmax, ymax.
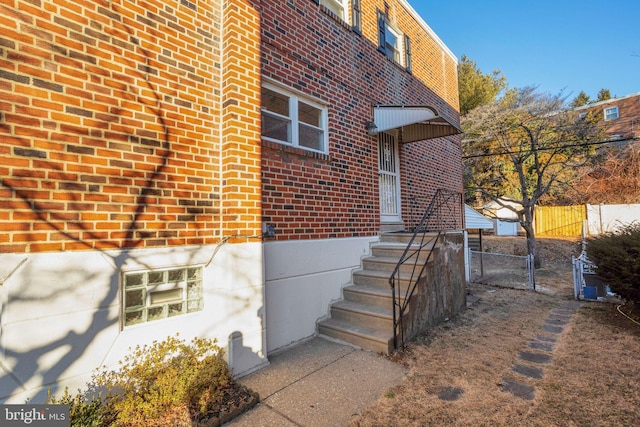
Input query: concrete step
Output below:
<box><xmin>379</xmin><ymin>231</ymin><xmax>439</xmax><ymax>245</ymax></box>
<box><xmin>330</xmin><ymin>300</ymin><xmax>394</xmax><ymax>330</ymax></box>
<box><xmin>352</xmin><ymin>268</ymin><xmax>407</xmax><ymax>288</ymax></box>
<box><xmin>343</xmin><ymin>284</ymin><xmax>399</xmax><ymax>309</ymax></box>
<box><xmin>371</xmin><ymin>241</ymin><xmax>434</xmax><ymax>259</ymax></box>
<box><xmin>362</xmin><ymin>255</ymin><xmax>433</xmax><ymax>275</ymax></box>
<box><xmin>318</xmin><ymin>318</ymin><xmax>395</xmax><ymax>355</ymax></box>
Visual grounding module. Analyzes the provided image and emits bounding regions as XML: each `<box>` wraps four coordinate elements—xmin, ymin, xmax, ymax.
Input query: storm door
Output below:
<box><xmin>378</xmin><ymin>132</ymin><xmax>401</xmax><ymax>222</ymax></box>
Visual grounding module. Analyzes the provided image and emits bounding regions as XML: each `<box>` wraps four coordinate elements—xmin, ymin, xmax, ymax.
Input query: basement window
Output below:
<box><xmin>123</xmin><ymin>267</ymin><xmax>203</xmax><ymax>326</ymax></box>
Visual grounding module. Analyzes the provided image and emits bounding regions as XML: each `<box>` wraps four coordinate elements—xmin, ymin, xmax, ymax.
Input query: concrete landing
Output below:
<box><xmin>229</xmin><ymin>336</ymin><xmax>407</xmax><ymax>427</ymax></box>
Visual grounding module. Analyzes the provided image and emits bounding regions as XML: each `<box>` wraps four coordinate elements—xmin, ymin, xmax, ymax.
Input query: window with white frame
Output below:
<box><xmin>123</xmin><ymin>267</ymin><xmax>203</xmax><ymax>326</ymax></box>
<box><xmin>318</xmin><ymin>0</ymin><xmax>361</xmax><ymax>31</ymax></box>
<box><xmin>377</xmin><ymin>11</ymin><xmax>411</xmax><ymax>71</ymax></box>
<box><xmin>604</xmin><ymin>106</ymin><xmax>619</xmax><ymax>121</ymax></box>
<box><xmin>261</xmin><ymin>83</ymin><xmax>328</xmax><ymax>153</ymax></box>
<box><xmin>320</xmin><ymin>0</ymin><xmax>345</xmax><ymax>20</ymax></box>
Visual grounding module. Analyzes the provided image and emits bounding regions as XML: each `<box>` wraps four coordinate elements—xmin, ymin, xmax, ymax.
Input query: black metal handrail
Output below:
<box><xmin>389</xmin><ymin>189</ymin><xmax>463</xmax><ymax>349</ymax></box>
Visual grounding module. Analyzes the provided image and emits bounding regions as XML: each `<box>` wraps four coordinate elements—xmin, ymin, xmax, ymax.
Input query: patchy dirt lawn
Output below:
<box><xmin>351</xmin><ymin>236</ymin><xmax>640</xmax><ymax>427</ymax></box>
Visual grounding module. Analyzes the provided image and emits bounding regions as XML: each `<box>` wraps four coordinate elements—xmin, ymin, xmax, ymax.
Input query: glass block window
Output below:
<box><xmin>123</xmin><ymin>267</ymin><xmax>203</xmax><ymax>326</ymax></box>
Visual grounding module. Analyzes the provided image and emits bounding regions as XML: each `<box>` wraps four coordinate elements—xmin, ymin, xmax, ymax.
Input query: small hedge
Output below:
<box><xmin>49</xmin><ymin>335</ymin><xmax>237</xmax><ymax>427</ymax></box>
<box><xmin>586</xmin><ymin>223</ymin><xmax>640</xmax><ymax>304</ymax></box>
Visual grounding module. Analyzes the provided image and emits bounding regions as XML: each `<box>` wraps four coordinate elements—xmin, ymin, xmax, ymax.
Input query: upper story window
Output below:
<box><xmin>262</xmin><ymin>83</ymin><xmax>328</xmax><ymax>154</ymax></box>
<box><xmin>377</xmin><ymin>11</ymin><xmax>412</xmax><ymax>72</ymax></box>
<box><xmin>318</xmin><ymin>0</ymin><xmax>362</xmax><ymax>32</ymax></box>
<box><xmin>604</xmin><ymin>106</ymin><xmax>619</xmax><ymax>121</ymax></box>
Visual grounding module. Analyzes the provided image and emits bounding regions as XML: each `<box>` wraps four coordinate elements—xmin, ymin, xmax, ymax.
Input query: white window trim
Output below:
<box><xmin>604</xmin><ymin>106</ymin><xmax>619</xmax><ymax>121</ymax></box>
<box><xmin>320</xmin><ymin>0</ymin><xmax>346</xmax><ymax>21</ymax></box>
<box><xmin>261</xmin><ymin>82</ymin><xmax>329</xmax><ymax>154</ymax></box>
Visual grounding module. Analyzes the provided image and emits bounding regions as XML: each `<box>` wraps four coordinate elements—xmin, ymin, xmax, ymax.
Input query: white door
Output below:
<box><xmin>378</xmin><ymin>132</ymin><xmax>401</xmax><ymax>223</ymax></box>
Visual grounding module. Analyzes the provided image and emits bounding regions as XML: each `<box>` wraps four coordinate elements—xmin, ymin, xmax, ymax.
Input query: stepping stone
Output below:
<box><xmin>536</xmin><ymin>335</ymin><xmax>557</xmax><ymax>343</ymax></box>
<box><xmin>519</xmin><ymin>351</ymin><xmax>552</xmax><ymax>364</ymax></box>
<box><xmin>528</xmin><ymin>341</ymin><xmax>554</xmax><ymax>352</ymax></box>
<box><xmin>438</xmin><ymin>386</ymin><xmax>464</xmax><ymax>401</ymax></box>
<box><xmin>546</xmin><ymin>317</ymin><xmax>569</xmax><ymax>326</ymax></box>
<box><xmin>513</xmin><ymin>364</ymin><xmax>544</xmax><ymax>379</ymax></box>
<box><xmin>501</xmin><ymin>377</ymin><xmax>535</xmax><ymax>400</ymax></box>
<box><xmin>542</xmin><ymin>325</ymin><xmax>563</xmax><ymax>334</ymax></box>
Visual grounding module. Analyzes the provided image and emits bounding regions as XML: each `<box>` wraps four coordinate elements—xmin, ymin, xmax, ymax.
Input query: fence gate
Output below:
<box><xmin>469</xmin><ymin>250</ymin><xmax>534</xmax><ymax>290</ymax></box>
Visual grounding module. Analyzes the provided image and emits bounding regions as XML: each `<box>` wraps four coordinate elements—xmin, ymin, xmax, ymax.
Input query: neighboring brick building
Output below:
<box><xmin>576</xmin><ymin>91</ymin><xmax>640</xmax><ymax>142</ymax></box>
<box><xmin>0</xmin><ymin>0</ymin><xmax>463</xmax><ymax>402</ymax></box>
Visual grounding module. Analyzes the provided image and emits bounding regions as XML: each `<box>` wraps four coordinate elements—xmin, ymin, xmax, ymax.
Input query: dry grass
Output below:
<box><xmin>351</xmin><ymin>236</ymin><xmax>640</xmax><ymax>427</ymax></box>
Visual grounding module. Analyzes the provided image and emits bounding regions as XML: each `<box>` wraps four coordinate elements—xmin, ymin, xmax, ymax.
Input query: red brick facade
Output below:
<box><xmin>1</xmin><ymin>0</ymin><xmax>461</xmax><ymax>252</ymax></box>
<box><xmin>260</xmin><ymin>0</ymin><xmax>462</xmax><ymax>239</ymax></box>
<box><xmin>577</xmin><ymin>93</ymin><xmax>640</xmax><ymax>142</ymax></box>
<box><xmin>0</xmin><ymin>0</ymin><xmax>262</xmax><ymax>254</ymax></box>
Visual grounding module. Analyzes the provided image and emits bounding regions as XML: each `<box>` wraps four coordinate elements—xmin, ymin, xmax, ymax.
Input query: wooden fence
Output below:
<box><xmin>534</xmin><ymin>205</ymin><xmax>587</xmax><ymax>237</ymax></box>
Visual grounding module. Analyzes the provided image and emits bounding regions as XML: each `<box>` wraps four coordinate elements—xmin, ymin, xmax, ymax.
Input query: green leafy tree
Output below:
<box><xmin>458</xmin><ymin>55</ymin><xmax>507</xmax><ymax>115</ymax></box>
<box><xmin>596</xmin><ymin>88</ymin><xmax>612</xmax><ymax>102</ymax></box>
<box><xmin>463</xmin><ymin>87</ymin><xmax>603</xmax><ymax>272</ymax></box>
<box><xmin>570</xmin><ymin>91</ymin><xmax>591</xmax><ymax>108</ymax></box>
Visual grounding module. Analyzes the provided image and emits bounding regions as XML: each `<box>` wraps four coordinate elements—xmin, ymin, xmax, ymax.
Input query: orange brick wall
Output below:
<box><xmin>260</xmin><ymin>0</ymin><xmax>462</xmax><ymax>239</ymax></box>
<box><xmin>0</xmin><ymin>0</ymin><xmax>262</xmax><ymax>253</ymax></box>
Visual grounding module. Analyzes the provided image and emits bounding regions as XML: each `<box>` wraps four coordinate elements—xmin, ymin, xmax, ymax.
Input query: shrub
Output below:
<box><xmin>586</xmin><ymin>223</ymin><xmax>640</xmax><ymax>304</ymax></box>
<box><xmin>95</xmin><ymin>335</ymin><xmax>232</xmax><ymax>427</ymax></box>
<box><xmin>47</xmin><ymin>387</ymin><xmax>106</xmax><ymax>427</ymax></box>
<box><xmin>49</xmin><ymin>335</ymin><xmax>234</xmax><ymax>427</ymax></box>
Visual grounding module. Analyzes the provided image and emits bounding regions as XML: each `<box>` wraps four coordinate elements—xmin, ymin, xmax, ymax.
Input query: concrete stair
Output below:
<box><xmin>318</xmin><ymin>232</ymin><xmax>437</xmax><ymax>354</ymax></box>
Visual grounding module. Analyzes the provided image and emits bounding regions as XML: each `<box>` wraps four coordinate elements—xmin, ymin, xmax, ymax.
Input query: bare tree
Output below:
<box><xmin>463</xmin><ymin>87</ymin><xmax>603</xmax><ymax>272</ymax></box>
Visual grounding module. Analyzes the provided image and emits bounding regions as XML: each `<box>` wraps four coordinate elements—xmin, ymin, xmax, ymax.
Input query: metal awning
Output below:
<box><xmin>367</xmin><ymin>105</ymin><xmax>462</xmax><ymax>143</ymax></box>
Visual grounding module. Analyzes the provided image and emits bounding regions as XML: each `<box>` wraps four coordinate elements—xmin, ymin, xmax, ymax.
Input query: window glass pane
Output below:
<box><xmin>148</xmin><ymin>306</ymin><xmax>165</xmax><ymax>321</ymax></box>
<box><xmin>168</xmin><ymin>303</ymin><xmax>184</xmax><ymax>317</ymax></box>
<box><xmin>148</xmin><ymin>271</ymin><xmax>164</xmax><ymax>285</ymax></box>
<box><xmin>262</xmin><ymin>87</ymin><xmax>289</xmax><ymax>116</ymax></box>
<box><xmin>125</xmin><ymin>289</ymin><xmax>145</xmax><ymax>308</ymax></box>
<box><xmin>125</xmin><ymin>273</ymin><xmax>144</xmax><ymax>288</ymax></box>
<box><xmin>299</xmin><ymin>102</ymin><xmax>322</xmax><ymax>127</ymax></box>
<box><xmin>604</xmin><ymin>107</ymin><xmax>618</xmax><ymax>120</ymax></box>
<box><xmin>167</xmin><ymin>269</ymin><xmax>184</xmax><ymax>282</ymax></box>
<box><xmin>263</xmin><ymin>114</ymin><xmax>291</xmax><ymax>142</ymax></box>
<box><xmin>187</xmin><ymin>281</ymin><xmax>202</xmax><ymax>299</ymax></box>
<box><xmin>187</xmin><ymin>298</ymin><xmax>203</xmax><ymax>313</ymax></box>
<box><xmin>299</xmin><ymin>123</ymin><xmax>323</xmax><ymax>151</ymax></box>
<box><xmin>150</xmin><ymin>288</ymin><xmax>183</xmax><ymax>305</ymax></box>
<box><xmin>187</xmin><ymin>268</ymin><xmax>201</xmax><ymax>280</ymax></box>
<box><xmin>125</xmin><ymin>310</ymin><xmax>144</xmax><ymax>326</ymax></box>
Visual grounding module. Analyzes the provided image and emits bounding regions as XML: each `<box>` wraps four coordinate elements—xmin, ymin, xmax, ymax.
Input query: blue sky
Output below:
<box><xmin>414</xmin><ymin>0</ymin><xmax>640</xmax><ymax>101</ymax></box>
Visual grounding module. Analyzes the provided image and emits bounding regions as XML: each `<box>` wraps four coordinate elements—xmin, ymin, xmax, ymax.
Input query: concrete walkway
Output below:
<box><xmin>229</xmin><ymin>337</ymin><xmax>407</xmax><ymax>427</ymax></box>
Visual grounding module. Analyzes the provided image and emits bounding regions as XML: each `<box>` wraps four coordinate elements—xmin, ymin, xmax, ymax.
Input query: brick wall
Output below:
<box><xmin>260</xmin><ymin>0</ymin><xmax>462</xmax><ymax>240</ymax></box>
<box><xmin>0</xmin><ymin>0</ymin><xmax>262</xmax><ymax>253</ymax></box>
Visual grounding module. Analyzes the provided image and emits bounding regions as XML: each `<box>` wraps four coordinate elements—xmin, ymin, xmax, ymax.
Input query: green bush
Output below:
<box><xmin>586</xmin><ymin>223</ymin><xmax>640</xmax><ymax>304</ymax></box>
<box><xmin>49</xmin><ymin>335</ymin><xmax>233</xmax><ymax>427</ymax></box>
<box><xmin>47</xmin><ymin>387</ymin><xmax>106</xmax><ymax>427</ymax></box>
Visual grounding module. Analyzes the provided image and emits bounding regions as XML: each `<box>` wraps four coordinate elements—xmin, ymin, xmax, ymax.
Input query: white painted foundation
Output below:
<box><xmin>0</xmin><ymin>242</ymin><xmax>267</xmax><ymax>403</ymax></box>
<box><xmin>263</xmin><ymin>236</ymin><xmax>378</xmax><ymax>354</ymax></box>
